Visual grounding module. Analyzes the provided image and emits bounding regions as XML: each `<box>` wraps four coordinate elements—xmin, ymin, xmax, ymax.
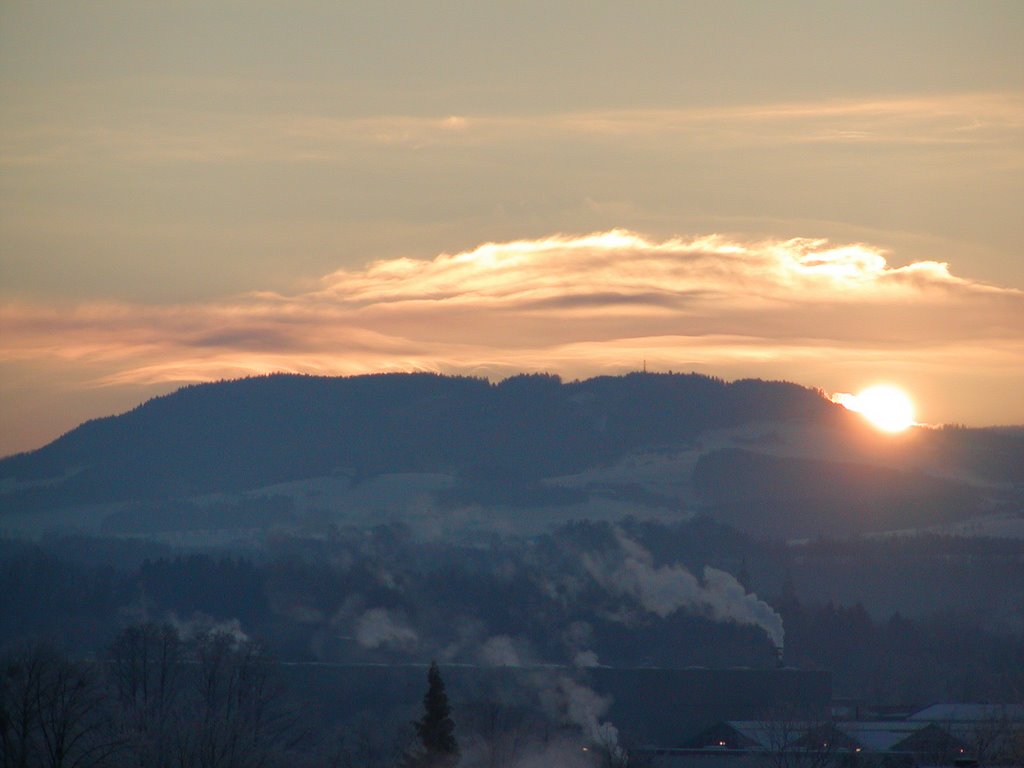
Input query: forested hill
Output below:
<box><xmin>0</xmin><ymin>372</ymin><xmax>835</xmax><ymax>509</ymax></box>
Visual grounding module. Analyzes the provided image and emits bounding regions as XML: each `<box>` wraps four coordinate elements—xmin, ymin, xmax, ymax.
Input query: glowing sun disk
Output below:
<box><xmin>835</xmin><ymin>385</ymin><xmax>915</xmax><ymax>432</ymax></box>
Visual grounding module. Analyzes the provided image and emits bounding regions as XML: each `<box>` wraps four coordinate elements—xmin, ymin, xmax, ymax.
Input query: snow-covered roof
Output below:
<box><xmin>722</xmin><ymin>720</ymin><xmax>772</xmax><ymax>748</ymax></box>
<box><xmin>909</xmin><ymin>704</ymin><xmax>1024</xmax><ymax>723</ymax></box>
<box><xmin>836</xmin><ymin>721</ymin><xmax>928</xmax><ymax>752</ymax></box>
<box><xmin>722</xmin><ymin>720</ymin><xmax>838</xmax><ymax>750</ymax></box>
<box><xmin>692</xmin><ymin>711</ymin><xmax>1022</xmax><ymax>756</ymax></box>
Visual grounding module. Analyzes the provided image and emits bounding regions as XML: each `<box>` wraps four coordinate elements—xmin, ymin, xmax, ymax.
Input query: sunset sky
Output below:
<box><xmin>1</xmin><ymin>1</ymin><xmax>1023</xmax><ymax>456</ymax></box>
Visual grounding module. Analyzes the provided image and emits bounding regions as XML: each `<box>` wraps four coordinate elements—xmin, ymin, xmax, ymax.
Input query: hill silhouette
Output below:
<box><xmin>0</xmin><ymin>372</ymin><xmax>833</xmax><ymax>512</ymax></box>
<box><xmin>2</xmin><ymin>372</ymin><xmax>1021</xmax><ymax>540</ymax></box>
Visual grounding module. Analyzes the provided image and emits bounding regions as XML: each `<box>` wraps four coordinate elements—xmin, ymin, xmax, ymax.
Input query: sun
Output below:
<box><xmin>833</xmin><ymin>385</ymin><xmax>916</xmax><ymax>433</ymax></box>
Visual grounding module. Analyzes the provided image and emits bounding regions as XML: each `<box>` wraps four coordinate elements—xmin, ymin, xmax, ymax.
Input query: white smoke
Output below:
<box><xmin>478</xmin><ymin>635</ymin><xmax>527</xmax><ymax>667</ymax></box>
<box><xmin>563</xmin><ymin>621</ymin><xmax>601</xmax><ymax>668</ymax></box>
<box><xmin>586</xmin><ymin>530</ymin><xmax>785</xmax><ymax>650</ymax></box>
<box><xmin>167</xmin><ymin>612</ymin><xmax>250</xmax><ymax>644</ymax></box>
<box><xmin>563</xmin><ymin>621</ymin><xmax>594</xmax><ymax>648</ymax></box>
<box><xmin>702</xmin><ymin>566</ymin><xmax>785</xmax><ymax>650</ymax></box>
<box><xmin>439</xmin><ymin>617</ymin><xmax>488</xmax><ymax>662</ymax></box>
<box><xmin>537</xmin><ymin>675</ymin><xmax>624</xmax><ymax>761</ymax></box>
<box><xmin>285</xmin><ymin>605</ymin><xmax>325</xmax><ymax>624</ymax></box>
<box><xmin>354</xmin><ymin>608</ymin><xmax>418</xmax><ymax>651</ymax></box>
<box><xmin>460</xmin><ymin>735</ymin><xmax>596</xmax><ymax>768</ymax></box>
<box><xmin>573</xmin><ymin>650</ymin><xmax>601</xmax><ymax>668</ymax></box>
<box><xmin>502</xmin><ymin>739</ymin><xmax>596</xmax><ymax>768</ymax></box>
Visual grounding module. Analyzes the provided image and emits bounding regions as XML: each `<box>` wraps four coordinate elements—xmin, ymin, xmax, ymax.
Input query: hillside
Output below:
<box><xmin>1</xmin><ymin>372</ymin><xmax>1021</xmax><ymax>540</ymax></box>
<box><xmin>0</xmin><ymin>372</ymin><xmax>831</xmax><ymax>506</ymax></box>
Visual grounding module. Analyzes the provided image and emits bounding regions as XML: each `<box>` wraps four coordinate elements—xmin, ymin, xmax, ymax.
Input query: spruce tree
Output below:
<box><xmin>408</xmin><ymin>661</ymin><xmax>459</xmax><ymax>767</ymax></box>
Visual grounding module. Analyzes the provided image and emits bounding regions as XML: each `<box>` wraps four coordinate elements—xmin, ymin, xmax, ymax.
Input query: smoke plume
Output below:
<box><xmin>167</xmin><ymin>612</ymin><xmax>250</xmax><ymax>644</ymax></box>
<box><xmin>354</xmin><ymin>608</ymin><xmax>419</xmax><ymax>651</ymax></box>
<box><xmin>586</xmin><ymin>531</ymin><xmax>785</xmax><ymax>649</ymax></box>
<box><xmin>478</xmin><ymin>635</ymin><xmax>528</xmax><ymax>667</ymax></box>
<box><xmin>537</xmin><ymin>674</ymin><xmax>623</xmax><ymax>760</ymax></box>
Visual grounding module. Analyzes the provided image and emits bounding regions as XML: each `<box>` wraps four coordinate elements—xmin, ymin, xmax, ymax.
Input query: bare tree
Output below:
<box><xmin>0</xmin><ymin>644</ymin><xmax>49</xmax><ymax>768</ymax></box>
<box><xmin>108</xmin><ymin>622</ymin><xmax>182</xmax><ymax>768</ymax></box>
<box><xmin>327</xmin><ymin>712</ymin><xmax>410</xmax><ymax>768</ymax></box>
<box><xmin>0</xmin><ymin>644</ymin><xmax>122</xmax><ymax>768</ymax></box>
<box><xmin>963</xmin><ymin>709</ymin><xmax>1008</xmax><ymax>767</ymax></box>
<box><xmin>458</xmin><ymin>696</ymin><xmax>547</xmax><ymax>768</ymax></box>
<box><xmin>754</xmin><ymin>705</ymin><xmax>841</xmax><ymax>768</ymax></box>
<box><xmin>1002</xmin><ymin>720</ymin><xmax>1024</xmax><ymax>766</ymax></box>
<box><xmin>174</xmin><ymin>631</ymin><xmax>299</xmax><ymax>768</ymax></box>
<box><xmin>961</xmin><ymin>704</ymin><xmax>1024</xmax><ymax>767</ymax></box>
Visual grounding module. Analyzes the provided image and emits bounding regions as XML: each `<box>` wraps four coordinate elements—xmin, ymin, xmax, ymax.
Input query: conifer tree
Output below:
<box><xmin>407</xmin><ymin>661</ymin><xmax>459</xmax><ymax>767</ymax></box>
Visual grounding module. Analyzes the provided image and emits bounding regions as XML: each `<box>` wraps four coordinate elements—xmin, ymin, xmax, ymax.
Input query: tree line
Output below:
<box><xmin>2</xmin><ymin>628</ymin><xmax>643</xmax><ymax>768</ymax></box>
<box><xmin>3</xmin><ymin>522</ymin><xmax>1024</xmax><ymax>706</ymax></box>
<box><xmin>1</xmin><ymin>625</ymin><xmax>304</xmax><ymax>768</ymax></box>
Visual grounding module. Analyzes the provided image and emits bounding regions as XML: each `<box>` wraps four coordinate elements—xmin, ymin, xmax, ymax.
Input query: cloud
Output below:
<box><xmin>4</xmin><ymin>91</ymin><xmax>1020</xmax><ymax>166</ymax></box>
<box><xmin>1</xmin><ymin>230</ymin><xmax>1020</xmax><ymax>395</ymax></box>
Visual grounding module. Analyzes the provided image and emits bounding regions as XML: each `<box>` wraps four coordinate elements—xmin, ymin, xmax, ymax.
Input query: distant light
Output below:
<box><xmin>831</xmin><ymin>385</ymin><xmax>915</xmax><ymax>432</ymax></box>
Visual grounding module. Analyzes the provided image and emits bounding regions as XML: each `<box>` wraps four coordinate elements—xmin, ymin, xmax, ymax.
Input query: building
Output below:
<box><xmin>639</xmin><ymin>703</ymin><xmax>1024</xmax><ymax>767</ymax></box>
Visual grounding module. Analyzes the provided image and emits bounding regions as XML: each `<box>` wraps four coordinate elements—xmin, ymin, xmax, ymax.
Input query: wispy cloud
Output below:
<box><xmin>3</xmin><ymin>91</ymin><xmax>1021</xmax><ymax>166</ymax></box>
<box><xmin>2</xmin><ymin>231</ymin><xmax>1021</xmax><ymax>390</ymax></box>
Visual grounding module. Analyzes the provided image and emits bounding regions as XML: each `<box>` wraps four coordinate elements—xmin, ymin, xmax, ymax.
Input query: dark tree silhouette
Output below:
<box><xmin>0</xmin><ymin>643</ymin><xmax>123</xmax><ymax>768</ymax></box>
<box><xmin>407</xmin><ymin>662</ymin><xmax>458</xmax><ymax>768</ymax></box>
<box><xmin>177</xmin><ymin>631</ymin><xmax>293</xmax><ymax>768</ymax></box>
<box><xmin>108</xmin><ymin>622</ymin><xmax>182</xmax><ymax>768</ymax></box>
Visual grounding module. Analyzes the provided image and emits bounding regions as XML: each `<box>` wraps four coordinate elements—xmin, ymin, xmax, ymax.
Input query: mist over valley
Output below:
<box><xmin>1</xmin><ymin>373</ymin><xmax>1022</xmax><ymax>766</ymax></box>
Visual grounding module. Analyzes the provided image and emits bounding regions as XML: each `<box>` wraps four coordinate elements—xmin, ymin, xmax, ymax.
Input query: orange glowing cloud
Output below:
<box><xmin>1</xmin><ymin>231</ymin><xmax>1021</xmax><ymax>393</ymax></box>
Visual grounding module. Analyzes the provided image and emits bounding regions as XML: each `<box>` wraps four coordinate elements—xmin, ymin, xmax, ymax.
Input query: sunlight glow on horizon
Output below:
<box><xmin>831</xmin><ymin>385</ymin><xmax>916</xmax><ymax>433</ymax></box>
<box><xmin>1</xmin><ymin>229</ymin><xmax>1020</xmax><ymax>455</ymax></box>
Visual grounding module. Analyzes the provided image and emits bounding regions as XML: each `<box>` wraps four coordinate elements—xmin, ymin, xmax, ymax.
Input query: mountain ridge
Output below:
<box><xmin>2</xmin><ymin>371</ymin><xmax>1021</xmax><ymax>541</ymax></box>
<box><xmin>1</xmin><ymin>371</ymin><xmax>832</xmax><ymax>507</ymax></box>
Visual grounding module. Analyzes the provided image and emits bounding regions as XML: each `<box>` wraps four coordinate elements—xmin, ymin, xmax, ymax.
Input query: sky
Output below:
<box><xmin>1</xmin><ymin>1</ymin><xmax>1022</xmax><ymax>456</ymax></box>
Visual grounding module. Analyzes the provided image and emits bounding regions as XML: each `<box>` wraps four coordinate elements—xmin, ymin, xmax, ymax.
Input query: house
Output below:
<box><xmin>638</xmin><ymin>706</ymin><xmax>1024</xmax><ymax>767</ymax></box>
<box><xmin>904</xmin><ymin>703</ymin><xmax>1024</xmax><ymax>766</ymax></box>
